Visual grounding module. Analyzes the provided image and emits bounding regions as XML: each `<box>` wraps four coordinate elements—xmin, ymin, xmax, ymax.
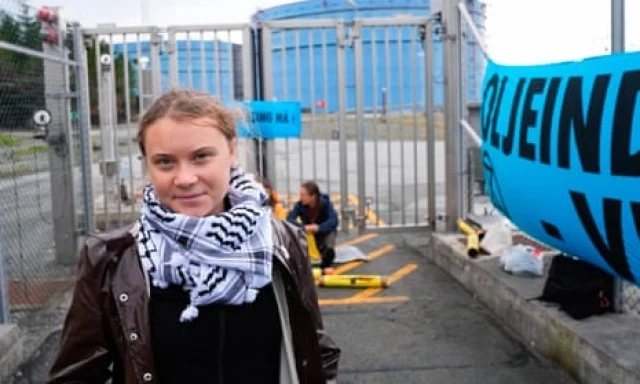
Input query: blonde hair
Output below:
<box><xmin>138</xmin><ymin>89</ymin><xmax>237</xmax><ymax>156</ymax></box>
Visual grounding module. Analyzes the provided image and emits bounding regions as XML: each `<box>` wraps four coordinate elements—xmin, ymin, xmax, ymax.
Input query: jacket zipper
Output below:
<box><xmin>218</xmin><ymin>308</ymin><xmax>225</xmax><ymax>384</ymax></box>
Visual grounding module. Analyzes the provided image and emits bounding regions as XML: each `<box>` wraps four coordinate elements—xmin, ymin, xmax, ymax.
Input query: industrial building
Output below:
<box><xmin>112</xmin><ymin>0</ymin><xmax>486</xmax><ymax>112</ymax></box>
<box><xmin>255</xmin><ymin>0</ymin><xmax>486</xmax><ymax>111</ymax></box>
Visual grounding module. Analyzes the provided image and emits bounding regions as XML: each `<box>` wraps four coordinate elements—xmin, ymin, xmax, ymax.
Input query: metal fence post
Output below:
<box><xmin>44</xmin><ymin>19</ymin><xmax>78</xmax><ymax>265</ymax></box>
<box><xmin>97</xmin><ymin>50</ymin><xmax>119</xmax><ymax>217</ymax></box>
<box><xmin>0</xmin><ymin>232</ymin><xmax>9</xmax><ymax>324</ymax></box>
<box><xmin>353</xmin><ymin>20</ymin><xmax>366</xmax><ymax>233</ymax></box>
<box><xmin>441</xmin><ymin>0</ymin><xmax>464</xmax><ymax>231</ymax></box>
<box><xmin>241</xmin><ymin>25</ymin><xmax>260</xmax><ymax>175</ymax></box>
<box><xmin>425</xmin><ymin>20</ymin><xmax>436</xmax><ymax>230</ymax></box>
<box><xmin>337</xmin><ymin>21</ymin><xmax>350</xmax><ymax>233</ymax></box>
<box><xmin>611</xmin><ymin>0</ymin><xmax>625</xmax><ymax>313</ymax></box>
<box><xmin>72</xmin><ymin>23</ymin><xmax>94</xmax><ymax>234</ymax></box>
<box><xmin>259</xmin><ymin>25</ymin><xmax>277</xmax><ymax>184</ymax></box>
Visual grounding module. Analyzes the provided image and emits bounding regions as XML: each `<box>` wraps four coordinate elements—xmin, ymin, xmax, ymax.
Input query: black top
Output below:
<box><xmin>149</xmin><ymin>283</ymin><xmax>282</xmax><ymax>384</ymax></box>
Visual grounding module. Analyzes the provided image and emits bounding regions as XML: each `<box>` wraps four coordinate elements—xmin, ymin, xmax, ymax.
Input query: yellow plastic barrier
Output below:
<box><xmin>317</xmin><ymin>274</ymin><xmax>388</xmax><ymax>289</ymax></box>
<box><xmin>457</xmin><ymin>218</ymin><xmax>486</xmax><ymax>258</ymax></box>
<box><xmin>312</xmin><ymin>267</ymin><xmax>336</xmax><ymax>279</ymax></box>
<box><xmin>307</xmin><ymin>233</ymin><xmax>321</xmax><ymax>263</ymax></box>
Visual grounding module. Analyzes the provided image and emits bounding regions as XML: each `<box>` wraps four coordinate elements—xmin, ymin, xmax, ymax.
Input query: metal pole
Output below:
<box><xmin>260</xmin><ymin>26</ymin><xmax>277</xmax><ymax>183</ymax></box>
<box><xmin>168</xmin><ymin>31</ymin><xmax>179</xmax><ymax>89</ymax></box>
<box><xmin>72</xmin><ymin>23</ymin><xmax>94</xmax><ymax>234</ymax></box>
<box><xmin>611</xmin><ymin>0</ymin><xmax>625</xmax><ymax>313</ymax></box>
<box><xmin>337</xmin><ymin>22</ymin><xmax>350</xmax><ymax>233</ymax></box>
<box><xmin>44</xmin><ymin>21</ymin><xmax>78</xmax><ymax>264</ymax></box>
<box><xmin>442</xmin><ymin>0</ymin><xmax>464</xmax><ymax>231</ymax></box>
<box><xmin>457</xmin><ymin>1</ymin><xmax>488</xmax><ymax>57</ymax></box>
<box><xmin>98</xmin><ymin>55</ymin><xmax>118</xmax><ymax>213</ymax></box>
<box><xmin>150</xmin><ymin>28</ymin><xmax>162</xmax><ymax>99</ymax></box>
<box><xmin>242</xmin><ymin>25</ymin><xmax>259</xmax><ymax>175</ymax></box>
<box><xmin>425</xmin><ymin>22</ymin><xmax>436</xmax><ymax>230</ymax></box>
<box><xmin>0</xmin><ymin>232</ymin><xmax>9</xmax><ymax>323</ymax></box>
<box><xmin>611</xmin><ymin>0</ymin><xmax>625</xmax><ymax>53</ymax></box>
<box><xmin>353</xmin><ymin>21</ymin><xmax>366</xmax><ymax>233</ymax></box>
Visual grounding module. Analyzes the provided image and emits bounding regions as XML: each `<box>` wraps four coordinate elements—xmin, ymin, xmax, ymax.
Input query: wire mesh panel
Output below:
<box><xmin>623</xmin><ymin>283</ymin><xmax>640</xmax><ymax>316</ymax></box>
<box><xmin>261</xmin><ymin>20</ymin><xmax>351</xmax><ymax>230</ymax></box>
<box><xmin>354</xmin><ymin>18</ymin><xmax>443</xmax><ymax>230</ymax></box>
<box><xmin>261</xmin><ymin>17</ymin><xmax>444</xmax><ymax>232</ymax></box>
<box><xmin>82</xmin><ymin>24</ymin><xmax>254</xmax><ymax>231</ymax></box>
<box><xmin>81</xmin><ymin>27</ymin><xmax>159</xmax><ymax>231</ymax></box>
<box><xmin>0</xmin><ymin>0</ymin><xmax>84</xmax><ymax>321</ymax></box>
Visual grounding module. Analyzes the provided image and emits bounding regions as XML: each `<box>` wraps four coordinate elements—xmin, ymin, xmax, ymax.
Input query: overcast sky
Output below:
<box><xmin>26</xmin><ymin>0</ymin><xmax>640</xmax><ymax>65</ymax></box>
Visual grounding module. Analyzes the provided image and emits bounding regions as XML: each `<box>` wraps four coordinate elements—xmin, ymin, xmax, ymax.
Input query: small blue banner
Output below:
<box><xmin>480</xmin><ymin>51</ymin><xmax>640</xmax><ymax>284</ymax></box>
<box><xmin>237</xmin><ymin>101</ymin><xmax>302</xmax><ymax>139</ymax></box>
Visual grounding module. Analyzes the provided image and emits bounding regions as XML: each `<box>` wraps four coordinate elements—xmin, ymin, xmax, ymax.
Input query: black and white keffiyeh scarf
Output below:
<box><xmin>137</xmin><ymin>167</ymin><xmax>273</xmax><ymax>322</ymax></box>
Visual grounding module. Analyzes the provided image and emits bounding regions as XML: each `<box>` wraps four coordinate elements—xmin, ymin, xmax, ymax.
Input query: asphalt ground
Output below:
<box><xmin>11</xmin><ymin>230</ymin><xmax>576</xmax><ymax>384</ymax></box>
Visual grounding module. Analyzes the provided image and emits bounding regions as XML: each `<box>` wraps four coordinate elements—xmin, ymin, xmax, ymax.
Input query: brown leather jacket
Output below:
<box><xmin>48</xmin><ymin>220</ymin><xmax>340</xmax><ymax>384</ymax></box>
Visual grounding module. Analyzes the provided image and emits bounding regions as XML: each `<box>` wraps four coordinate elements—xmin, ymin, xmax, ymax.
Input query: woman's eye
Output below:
<box><xmin>195</xmin><ymin>152</ymin><xmax>212</xmax><ymax>161</ymax></box>
<box><xmin>155</xmin><ymin>158</ymin><xmax>173</xmax><ymax>167</ymax></box>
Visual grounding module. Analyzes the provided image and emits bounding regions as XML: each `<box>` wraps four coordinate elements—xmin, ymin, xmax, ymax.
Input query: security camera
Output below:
<box><xmin>100</xmin><ymin>54</ymin><xmax>112</xmax><ymax>67</ymax></box>
<box><xmin>33</xmin><ymin>109</ymin><xmax>52</xmax><ymax>127</ymax></box>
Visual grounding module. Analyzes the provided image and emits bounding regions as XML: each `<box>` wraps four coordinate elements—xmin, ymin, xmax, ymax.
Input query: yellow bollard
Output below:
<box><xmin>317</xmin><ymin>274</ymin><xmax>388</xmax><ymax>288</ymax></box>
<box><xmin>312</xmin><ymin>267</ymin><xmax>336</xmax><ymax>279</ymax></box>
<box><xmin>466</xmin><ymin>232</ymin><xmax>481</xmax><ymax>258</ymax></box>
<box><xmin>306</xmin><ymin>234</ymin><xmax>321</xmax><ymax>263</ymax></box>
<box><xmin>457</xmin><ymin>218</ymin><xmax>485</xmax><ymax>258</ymax></box>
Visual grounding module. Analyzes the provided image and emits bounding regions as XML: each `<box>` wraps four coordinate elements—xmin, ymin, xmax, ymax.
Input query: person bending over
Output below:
<box><xmin>287</xmin><ymin>181</ymin><xmax>338</xmax><ymax>269</ymax></box>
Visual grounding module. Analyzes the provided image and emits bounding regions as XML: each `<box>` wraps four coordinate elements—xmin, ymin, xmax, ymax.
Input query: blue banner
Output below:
<box><xmin>480</xmin><ymin>52</ymin><xmax>640</xmax><ymax>283</ymax></box>
<box><xmin>237</xmin><ymin>101</ymin><xmax>302</xmax><ymax>139</ymax></box>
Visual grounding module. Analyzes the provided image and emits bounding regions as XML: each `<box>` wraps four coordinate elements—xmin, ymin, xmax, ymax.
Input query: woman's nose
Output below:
<box><xmin>174</xmin><ymin>165</ymin><xmax>198</xmax><ymax>187</ymax></box>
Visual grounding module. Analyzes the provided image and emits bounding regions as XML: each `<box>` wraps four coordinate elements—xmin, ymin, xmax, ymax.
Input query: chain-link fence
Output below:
<box><xmin>0</xmin><ymin>0</ymin><xmax>88</xmax><ymax>325</ymax></box>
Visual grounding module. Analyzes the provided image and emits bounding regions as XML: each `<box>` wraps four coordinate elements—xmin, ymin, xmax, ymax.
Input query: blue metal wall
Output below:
<box><xmin>113</xmin><ymin>40</ymin><xmax>241</xmax><ymax>102</ymax></box>
<box><xmin>257</xmin><ymin>0</ymin><xmax>486</xmax><ymax>112</ymax></box>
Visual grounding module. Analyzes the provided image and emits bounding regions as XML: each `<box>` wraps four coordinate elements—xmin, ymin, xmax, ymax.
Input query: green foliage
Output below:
<box><xmin>0</xmin><ymin>3</ymin><xmax>45</xmax><ymax>129</ymax></box>
<box><xmin>85</xmin><ymin>42</ymin><xmax>139</xmax><ymax>125</ymax></box>
<box><xmin>0</xmin><ymin>2</ymin><xmax>138</xmax><ymax>130</ymax></box>
<box><xmin>0</xmin><ymin>133</ymin><xmax>23</xmax><ymax>146</ymax></box>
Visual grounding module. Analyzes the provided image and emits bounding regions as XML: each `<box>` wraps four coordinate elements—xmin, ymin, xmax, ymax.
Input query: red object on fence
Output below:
<box><xmin>37</xmin><ymin>6</ymin><xmax>58</xmax><ymax>23</ymax></box>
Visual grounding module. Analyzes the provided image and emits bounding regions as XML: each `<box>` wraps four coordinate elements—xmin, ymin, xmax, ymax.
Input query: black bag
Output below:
<box><xmin>538</xmin><ymin>254</ymin><xmax>614</xmax><ymax>320</ymax></box>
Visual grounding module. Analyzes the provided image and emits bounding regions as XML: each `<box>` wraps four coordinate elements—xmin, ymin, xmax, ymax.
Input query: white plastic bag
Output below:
<box><xmin>480</xmin><ymin>218</ymin><xmax>513</xmax><ymax>255</ymax></box>
<box><xmin>499</xmin><ymin>244</ymin><xmax>544</xmax><ymax>277</ymax></box>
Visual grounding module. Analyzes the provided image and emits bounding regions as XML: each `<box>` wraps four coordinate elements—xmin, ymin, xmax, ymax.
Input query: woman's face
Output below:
<box><xmin>144</xmin><ymin>117</ymin><xmax>236</xmax><ymax>217</ymax></box>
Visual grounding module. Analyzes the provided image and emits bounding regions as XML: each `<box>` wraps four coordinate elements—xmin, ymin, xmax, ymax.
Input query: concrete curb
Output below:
<box><xmin>0</xmin><ymin>289</ymin><xmax>73</xmax><ymax>383</ymax></box>
<box><xmin>0</xmin><ymin>324</ymin><xmax>23</xmax><ymax>383</ymax></box>
<box><xmin>413</xmin><ymin>233</ymin><xmax>640</xmax><ymax>384</ymax></box>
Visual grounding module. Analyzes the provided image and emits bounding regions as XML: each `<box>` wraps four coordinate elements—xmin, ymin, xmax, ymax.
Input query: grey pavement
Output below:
<box><xmin>6</xmin><ymin>232</ymin><xmax>576</xmax><ymax>384</ymax></box>
<box><xmin>422</xmin><ymin>232</ymin><xmax>640</xmax><ymax>384</ymax></box>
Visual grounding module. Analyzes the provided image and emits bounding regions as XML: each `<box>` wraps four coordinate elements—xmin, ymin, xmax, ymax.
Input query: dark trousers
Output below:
<box><xmin>316</xmin><ymin>231</ymin><xmax>337</xmax><ymax>268</ymax></box>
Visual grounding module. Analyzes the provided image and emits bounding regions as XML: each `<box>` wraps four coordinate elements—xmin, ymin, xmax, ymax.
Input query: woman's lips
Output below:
<box><xmin>174</xmin><ymin>193</ymin><xmax>204</xmax><ymax>203</ymax></box>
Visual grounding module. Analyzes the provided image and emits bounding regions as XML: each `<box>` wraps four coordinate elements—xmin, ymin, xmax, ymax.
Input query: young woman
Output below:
<box><xmin>286</xmin><ymin>181</ymin><xmax>339</xmax><ymax>269</ymax></box>
<box><xmin>48</xmin><ymin>90</ymin><xmax>340</xmax><ymax>384</ymax></box>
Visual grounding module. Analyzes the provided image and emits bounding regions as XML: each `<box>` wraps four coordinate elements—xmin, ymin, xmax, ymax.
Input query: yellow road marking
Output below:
<box><xmin>332</xmin><ymin>244</ymin><xmax>396</xmax><ymax>275</ymax></box>
<box><xmin>336</xmin><ymin>233</ymin><xmax>378</xmax><ymax>248</ymax></box>
<box><xmin>348</xmin><ymin>263</ymin><xmax>419</xmax><ymax>300</ymax></box>
<box><xmin>319</xmin><ymin>295</ymin><xmax>409</xmax><ymax>306</ymax></box>
<box><xmin>386</xmin><ymin>264</ymin><xmax>419</xmax><ymax>286</ymax></box>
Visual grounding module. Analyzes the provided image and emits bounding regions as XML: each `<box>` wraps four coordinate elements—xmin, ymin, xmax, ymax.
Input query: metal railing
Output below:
<box><xmin>0</xmin><ymin>0</ymin><xmax>88</xmax><ymax>324</ymax></box>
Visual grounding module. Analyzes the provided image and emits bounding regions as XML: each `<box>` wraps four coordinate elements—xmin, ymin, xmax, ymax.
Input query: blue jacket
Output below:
<box><xmin>286</xmin><ymin>193</ymin><xmax>338</xmax><ymax>235</ymax></box>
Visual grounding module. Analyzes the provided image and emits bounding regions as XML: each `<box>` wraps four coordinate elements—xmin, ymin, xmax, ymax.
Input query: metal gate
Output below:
<box><xmin>260</xmin><ymin>17</ymin><xmax>440</xmax><ymax>233</ymax></box>
<box><xmin>81</xmin><ymin>24</ymin><xmax>257</xmax><ymax>230</ymax></box>
<box><xmin>81</xmin><ymin>16</ymin><xmax>442</xmax><ymax>234</ymax></box>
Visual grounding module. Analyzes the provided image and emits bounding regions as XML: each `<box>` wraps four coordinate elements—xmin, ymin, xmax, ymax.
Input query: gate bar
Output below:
<box><xmin>354</xmin><ymin>21</ymin><xmax>366</xmax><ymax>232</ymax></box>
<box><xmin>425</xmin><ymin>22</ymin><xmax>436</xmax><ymax>230</ymax></box>
<box><xmin>337</xmin><ymin>22</ymin><xmax>349</xmax><ymax>232</ymax></box>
